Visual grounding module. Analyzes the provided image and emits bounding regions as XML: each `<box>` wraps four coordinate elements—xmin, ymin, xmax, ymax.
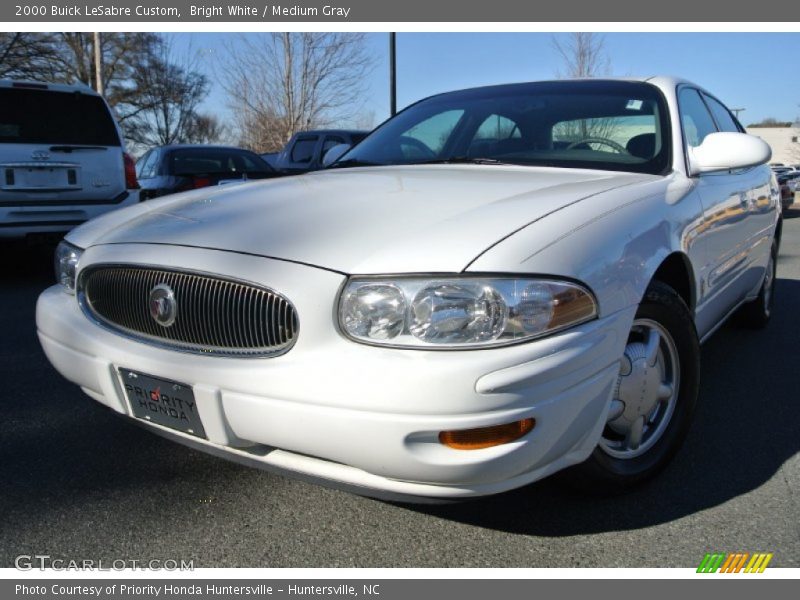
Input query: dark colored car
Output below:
<box><xmin>275</xmin><ymin>130</ymin><xmax>370</xmax><ymax>175</ymax></box>
<box><xmin>136</xmin><ymin>145</ymin><xmax>279</xmax><ymax>200</ymax></box>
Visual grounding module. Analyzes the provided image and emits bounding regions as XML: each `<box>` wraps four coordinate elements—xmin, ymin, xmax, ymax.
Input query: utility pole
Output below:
<box><xmin>731</xmin><ymin>107</ymin><xmax>745</xmax><ymax>120</ymax></box>
<box><xmin>93</xmin><ymin>32</ymin><xmax>103</xmax><ymax>95</ymax></box>
<box><xmin>389</xmin><ymin>32</ymin><xmax>396</xmax><ymax>117</ymax></box>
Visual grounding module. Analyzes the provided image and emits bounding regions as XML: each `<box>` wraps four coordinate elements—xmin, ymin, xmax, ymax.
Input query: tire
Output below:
<box><xmin>736</xmin><ymin>240</ymin><xmax>777</xmax><ymax>329</ymax></box>
<box><xmin>560</xmin><ymin>281</ymin><xmax>700</xmax><ymax>494</ymax></box>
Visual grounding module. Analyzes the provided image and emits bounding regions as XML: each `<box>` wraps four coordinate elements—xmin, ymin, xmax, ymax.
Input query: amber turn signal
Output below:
<box><xmin>439</xmin><ymin>418</ymin><xmax>535</xmax><ymax>450</ymax></box>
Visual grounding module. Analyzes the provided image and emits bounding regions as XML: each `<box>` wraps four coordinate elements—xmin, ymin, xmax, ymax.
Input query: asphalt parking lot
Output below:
<box><xmin>1</xmin><ymin>209</ymin><xmax>799</xmax><ymax>569</ymax></box>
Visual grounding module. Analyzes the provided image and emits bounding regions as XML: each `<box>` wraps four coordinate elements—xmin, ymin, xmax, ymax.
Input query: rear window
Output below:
<box><xmin>169</xmin><ymin>148</ymin><xmax>272</xmax><ymax>175</ymax></box>
<box><xmin>0</xmin><ymin>87</ymin><xmax>121</xmax><ymax>146</ymax></box>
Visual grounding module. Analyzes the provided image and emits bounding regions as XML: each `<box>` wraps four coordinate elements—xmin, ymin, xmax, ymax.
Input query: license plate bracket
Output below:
<box><xmin>119</xmin><ymin>369</ymin><xmax>206</xmax><ymax>439</ymax></box>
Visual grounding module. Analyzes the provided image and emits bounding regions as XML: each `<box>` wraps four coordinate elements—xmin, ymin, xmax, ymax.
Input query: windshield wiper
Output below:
<box><xmin>327</xmin><ymin>158</ymin><xmax>381</xmax><ymax>169</ymax></box>
<box><xmin>414</xmin><ymin>156</ymin><xmax>509</xmax><ymax>166</ymax></box>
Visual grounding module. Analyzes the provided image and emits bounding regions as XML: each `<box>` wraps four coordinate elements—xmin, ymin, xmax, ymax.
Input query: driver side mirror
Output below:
<box><xmin>688</xmin><ymin>132</ymin><xmax>771</xmax><ymax>176</ymax></box>
<box><xmin>322</xmin><ymin>143</ymin><xmax>351</xmax><ymax>167</ymax></box>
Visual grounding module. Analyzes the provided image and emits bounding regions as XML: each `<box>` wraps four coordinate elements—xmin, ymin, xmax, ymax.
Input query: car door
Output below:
<box><xmin>680</xmin><ymin>87</ymin><xmax>774</xmax><ymax>335</ymax></box>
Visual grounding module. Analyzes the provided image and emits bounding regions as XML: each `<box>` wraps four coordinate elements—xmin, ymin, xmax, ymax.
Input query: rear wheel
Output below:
<box><xmin>561</xmin><ymin>281</ymin><xmax>699</xmax><ymax>493</ymax></box>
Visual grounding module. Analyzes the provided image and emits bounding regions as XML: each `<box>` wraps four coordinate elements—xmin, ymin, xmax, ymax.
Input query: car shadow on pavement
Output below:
<box><xmin>409</xmin><ymin>278</ymin><xmax>800</xmax><ymax>535</ymax></box>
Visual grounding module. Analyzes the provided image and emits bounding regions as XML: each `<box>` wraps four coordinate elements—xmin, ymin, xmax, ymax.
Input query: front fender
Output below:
<box><xmin>466</xmin><ymin>173</ymin><xmax>703</xmax><ymax>319</ymax></box>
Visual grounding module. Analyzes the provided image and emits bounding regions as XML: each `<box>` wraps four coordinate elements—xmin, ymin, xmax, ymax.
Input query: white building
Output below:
<box><xmin>746</xmin><ymin>127</ymin><xmax>800</xmax><ymax>166</ymax></box>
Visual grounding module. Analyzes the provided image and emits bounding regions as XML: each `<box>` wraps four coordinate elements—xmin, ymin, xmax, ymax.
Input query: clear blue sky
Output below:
<box><xmin>173</xmin><ymin>32</ymin><xmax>800</xmax><ymax>129</ymax></box>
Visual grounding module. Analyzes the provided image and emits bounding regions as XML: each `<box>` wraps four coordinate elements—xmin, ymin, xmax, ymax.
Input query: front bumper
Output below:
<box><xmin>36</xmin><ymin>243</ymin><xmax>634</xmax><ymax>499</ymax></box>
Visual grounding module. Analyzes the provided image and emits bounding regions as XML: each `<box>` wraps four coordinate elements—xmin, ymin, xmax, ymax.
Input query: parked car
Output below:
<box><xmin>0</xmin><ymin>80</ymin><xmax>139</xmax><ymax>241</ymax></box>
<box><xmin>275</xmin><ymin>129</ymin><xmax>369</xmax><ymax>175</ymax></box>
<box><xmin>136</xmin><ymin>145</ymin><xmax>279</xmax><ymax>200</ymax></box>
<box><xmin>38</xmin><ymin>77</ymin><xmax>779</xmax><ymax>501</ymax></box>
<box><xmin>777</xmin><ymin>172</ymin><xmax>797</xmax><ymax>209</ymax></box>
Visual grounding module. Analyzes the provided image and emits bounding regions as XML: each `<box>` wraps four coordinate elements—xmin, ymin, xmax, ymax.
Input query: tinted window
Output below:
<box><xmin>474</xmin><ymin>114</ymin><xmax>521</xmax><ymax>141</ymax></box>
<box><xmin>291</xmin><ymin>138</ymin><xmax>318</xmax><ymax>163</ymax></box>
<box><xmin>702</xmin><ymin>94</ymin><xmax>741</xmax><ymax>133</ymax></box>
<box><xmin>0</xmin><ymin>87</ymin><xmax>120</xmax><ymax>146</ymax></box>
<box><xmin>401</xmin><ymin>110</ymin><xmax>464</xmax><ymax>157</ymax></box>
<box><xmin>169</xmin><ymin>148</ymin><xmax>272</xmax><ymax>175</ymax></box>
<box><xmin>136</xmin><ymin>150</ymin><xmax>152</xmax><ymax>178</ymax></box>
<box><xmin>350</xmin><ymin>133</ymin><xmax>369</xmax><ymax>144</ymax></box>
<box><xmin>679</xmin><ymin>88</ymin><xmax>717</xmax><ymax>148</ymax></box>
<box><xmin>552</xmin><ymin>114</ymin><xmax>661</xmax><ymax>159</ymax></box>
<box><xmin>340</xmin><ymin>81</ymin><xmax>671</xmax><ymax>175</ymax></box>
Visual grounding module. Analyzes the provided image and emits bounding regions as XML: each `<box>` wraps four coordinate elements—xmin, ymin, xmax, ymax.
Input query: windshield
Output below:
<box><xmin>338</xmin><ymin>80</ymin><xmax>671</xmax><ymax>175</ymax></box>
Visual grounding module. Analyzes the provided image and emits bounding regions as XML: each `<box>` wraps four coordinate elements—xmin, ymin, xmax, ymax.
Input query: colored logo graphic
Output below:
<box><xmin>697</xmin><ymin>552</ymin><xmax>773</xmax><ymax>573</ymax></box>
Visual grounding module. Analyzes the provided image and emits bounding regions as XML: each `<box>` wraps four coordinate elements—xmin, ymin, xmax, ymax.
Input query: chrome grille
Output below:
<box><xmin>80</xmin><ymin>266</ymin><xmax>298</xmax><ymax>357</ymax></box>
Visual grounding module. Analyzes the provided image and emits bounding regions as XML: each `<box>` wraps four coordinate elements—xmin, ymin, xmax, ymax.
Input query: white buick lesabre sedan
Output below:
<box><xmin>37</xmin><ymin>77</ymin><xmax>779</xmax><ymax>501</ymax></box>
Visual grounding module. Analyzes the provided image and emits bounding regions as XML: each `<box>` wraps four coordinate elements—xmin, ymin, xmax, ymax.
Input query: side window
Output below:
<box><xmin>678</xmin><ymin>88</ymin><xmax>718</xmax><ymax>148</ymax></box>
<box><xmin>322</xmin><ymin>136</ymin><xmax>345</xmax><ymax>155</ymax></box>
<box><xmin>136</xmin><ymin>150</ymin><xmax>154</xmax><ymax>179</ymax></box>
<box><xmin>230</xmin><ymin>152</ymin><xmax>264</xmax><ymax>171</ymax></box>
<box><xmin>291</xmin><ymin>137</ymin><xmax>318</xmax><ymax>163</ymax></box>
<box><xmin>702</xmin><ymin>94</ymin><xmax>741</xmax><ymax>133</ymax></box>
<box><xmin>148</xmin><ymin>149</ymin><xmax>161</xmax><ymax>177</ymax></box>
<box><xmin>401</xmin><ymin>109</ymin><xmax>464</xmax><ymax>158</ymax></box>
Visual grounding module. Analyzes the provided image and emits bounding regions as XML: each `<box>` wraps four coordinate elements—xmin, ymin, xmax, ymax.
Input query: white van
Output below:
<box><xmin>0</xmin><ymin>80</ymin><xmax>139</xmax><ymax>240</ymax></box>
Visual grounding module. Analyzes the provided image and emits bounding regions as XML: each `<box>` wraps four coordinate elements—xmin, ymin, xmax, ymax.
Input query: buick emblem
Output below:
<box><xmin>149</xmin><ymin>284</ymin><xmax>176</xmax><ymax>327</ymax></box>
<box><xmin>31</xmin><ymin>150</ymin><xmax>50</xmax><ymax>160</ymax></box>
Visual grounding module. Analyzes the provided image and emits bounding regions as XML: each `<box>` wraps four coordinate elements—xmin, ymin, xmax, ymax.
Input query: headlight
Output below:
<box><xmin>54</xmin><ymin>240</ymin><xmax>83</xmax><ymax>293</ymax></box>
<box><xmin>339</xmin><ymin>277</ymin><xmax>597</xmax><ymax>348</ymax></box>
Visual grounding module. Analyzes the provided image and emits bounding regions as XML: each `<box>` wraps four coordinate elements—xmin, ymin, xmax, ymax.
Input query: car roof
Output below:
<box><xmin>157</xmin><ymin>144</ymin><xmax>260</xmax><ymax>152</ymax></box>
<box><xmin>293</xmin><ymin>129</ymin><xmax>370</xmax><ymax>136</ymax></box>
<box><xmin>415</xmin><ymin>76</ymin><xmax>704</xmax><ymax>104</ymax></box>
<box><xmin>0</xmin><ymin>79</ymin><xmax>100</xmax><ymax>95</ymax></box>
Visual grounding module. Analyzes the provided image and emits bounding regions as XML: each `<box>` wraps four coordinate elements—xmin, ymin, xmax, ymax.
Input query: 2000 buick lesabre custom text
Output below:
<box><xmin>37</xmin><ymin>78</ymin><xmax>780</xmax><ymax>500</ymax></box>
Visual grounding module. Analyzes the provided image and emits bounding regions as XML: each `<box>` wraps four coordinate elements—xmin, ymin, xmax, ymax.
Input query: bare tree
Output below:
<box><xmin>0</xmin><ymin>33</ymin><xmax>60</xmax><ymax>80</ymax></box>
<box><xmin>184</xmin><ymin>114</ymin><xmax>226</xmax><ymax>145</ymax></box>
<box><xmin>123</xmin><ymin>37</ymin><xmax>212</xmax><ymax>148</ymax></box>
<box><xmin>219</xmin><ymin>33</ymin><xmax>374</xmax><ymax>152</ymax></box>
<box><xmin>0</xmin><ymin>32</ymin><xmax>214</xmax><ymax>150</ymax></box>
<box><xmin>353</xmin><ymin>109</ymin><xmax>377</xmax><ymax>131</ymax></box>
<box><xmin>552</xmin><ymin>32</ymin><xmax>610</xmax><ymax>79</ymax></box>
<box><xmin>47</xmin><ymin>33</ymin><xmax>164</xmax><ymax>125</ymax></box>
<box><xmin>551</xmin><ymin>33</ymin><xmax>617</xmax><ymax>145</ymax></box>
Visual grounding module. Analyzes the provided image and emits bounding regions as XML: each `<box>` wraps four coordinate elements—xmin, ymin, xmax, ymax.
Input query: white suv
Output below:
<box><xmin>0</xmin><ymin>80</ymin><xmax>139</xmax><ymax>240</ymax></box>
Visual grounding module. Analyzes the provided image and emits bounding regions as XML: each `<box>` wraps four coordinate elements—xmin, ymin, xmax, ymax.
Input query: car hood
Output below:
<box><xmin>79</xmin><ymin>165</ymin><xmax>657</xmax><ymax>274</ymax></box>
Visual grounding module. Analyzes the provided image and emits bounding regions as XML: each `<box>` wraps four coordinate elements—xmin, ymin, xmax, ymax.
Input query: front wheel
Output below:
<box><xmin>561</xmin><ymin>281</ymin><xmax>700</xmax><ymax>494</ymax></box>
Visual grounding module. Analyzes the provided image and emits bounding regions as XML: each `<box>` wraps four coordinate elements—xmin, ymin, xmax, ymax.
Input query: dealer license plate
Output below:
<box><xmin>119</xmin><ymin>369</ymin><xmax>206</xmax><ymax>439</ymax></box>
